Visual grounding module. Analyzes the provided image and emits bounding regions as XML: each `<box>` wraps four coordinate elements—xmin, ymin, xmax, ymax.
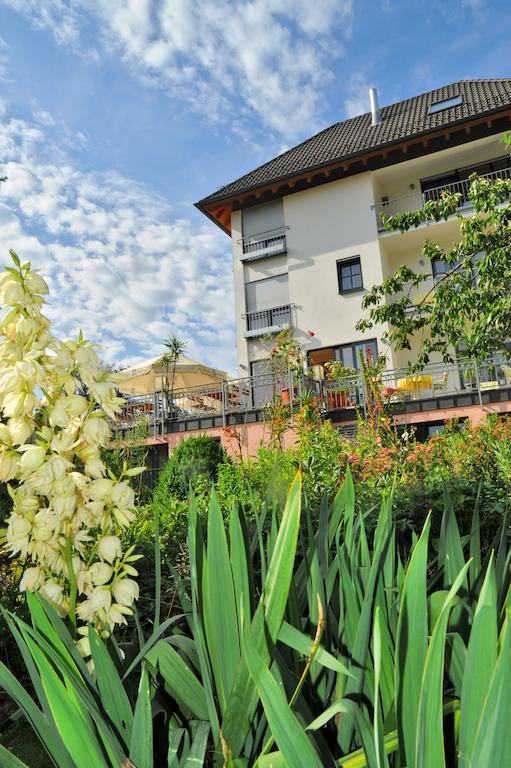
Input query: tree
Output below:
<box><xmin>357</xmin><ymin>134</ymin><xmax>511</xmax><ymax>370</ymax></box>
<box><xmin>162</xmin><ymin>333</ymin><xmax>186</xmax><ymax>419</ymax></box>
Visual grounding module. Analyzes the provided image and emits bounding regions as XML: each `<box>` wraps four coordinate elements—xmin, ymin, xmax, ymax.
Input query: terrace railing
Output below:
<box><xmin>116</xmin><ymin>354</ymin><xmax>511</xmax><ymax>436</ymax></box>
<box><xmin>238</xmin><ymin>226</ymin><xmax>288</xmax><ymax>262</ymax></box>
<box><xmin>373</xmin><ymin>166</ymin><xmax>511</xmax><ymax>232</ymax></box>
<box><xmin>244</xmin><ymin>304</ymin><xmax>293</xmax><ymax>337</ymax></box>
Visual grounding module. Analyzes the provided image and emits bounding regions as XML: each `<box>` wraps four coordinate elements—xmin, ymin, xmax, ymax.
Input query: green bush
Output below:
<box><xmin>153</xmin><ymin>436</ymin><xmax>229</xmax><ymax>505</ymax></box>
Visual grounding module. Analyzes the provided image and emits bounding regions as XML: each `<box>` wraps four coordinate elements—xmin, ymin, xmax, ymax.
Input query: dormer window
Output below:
<box><xmin>428</xmin><ymin>94</ymin><xmax>463</xmax><ymax>115</ymax></box>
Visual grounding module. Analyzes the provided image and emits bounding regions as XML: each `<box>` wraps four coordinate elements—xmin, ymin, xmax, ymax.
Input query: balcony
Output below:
<box><xmin>239</xmin><ymin>226</ymin><xmax>288</xmax><ymax>262</ymax></box>
<box><xmin>373</xmin><ymin>166</ymin><xmax>511</xmax><ymax>233</ymax></box>
<box><xmin>243</xmin><ymin>303</ymin><xmax>293</xmax><ymax>339</ymax></box>
<box><xmin>116</xmin><ymin>354</ymin><xmax>511</xmax><ymax>438</ymax></box>
<box><xmin>392</xmin><ymin>274</ymin><xmax>437</xmax><ymax>314</ymax></box>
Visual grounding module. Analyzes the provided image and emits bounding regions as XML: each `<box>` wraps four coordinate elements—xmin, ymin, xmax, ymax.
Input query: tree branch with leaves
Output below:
<box><xmin>357</xmin><ymin>134</ymin><xmax>511</xmax><ymax>370</ymax></box>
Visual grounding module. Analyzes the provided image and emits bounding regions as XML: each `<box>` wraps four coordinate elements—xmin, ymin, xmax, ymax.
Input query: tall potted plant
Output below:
<box><xmin>324</xmin><ymin>360</ymin><xmax>358</xmax><ymax>408</ymax></box>
<box><xmin>269</xmin><ymin>328</ymin><xmax>304</xmax><ymax>404</ymax></box>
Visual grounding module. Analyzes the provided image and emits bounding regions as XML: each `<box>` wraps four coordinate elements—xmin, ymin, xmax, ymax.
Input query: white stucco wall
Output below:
<box><xmin>229</xmin><ymin>132</ymin><xmax>509</xmax><ymax>376</ymax></box>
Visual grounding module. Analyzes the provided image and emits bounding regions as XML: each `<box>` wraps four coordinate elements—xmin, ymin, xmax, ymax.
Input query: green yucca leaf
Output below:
<box><xmin>459</xmin><ymin>555</ymin><xmax>498</xmax><ymax>766</ymax></box>
<box><xmin>183</xmin><ymin>721</ymin><xmax>210</xmax><ymax>767</ymax></box>
<box><xmin>343</xmin><ymin>466</ymin><xmax>355</xmax><ymax>557</ymax></box>
<box><xmin>0</xmin><ymin>743</ymin><xmax>31</xmax><ymax>768</ymax></box>
<box><xmin>0</xmin><ymin>658</ymin><xmax>74</xmax><ymax>768</ymax></box>
<box><xmin>415</xmin><ymin>560</ymin><xmax>471</xmax><ymax>768</ymax></box>
<box><xmin>187</xmin><ymin>498</ymin><xmax>221</xmax><ymax>743</ymax></box>
<box><xmin>203</xmin><ymin>488</ymin><xmax>240</xmax><ymax>713</ymax></box>
<box><xmin>469</xmin><ymin>610</ymin><xmax>511</xmax><ymax>768</ymax></box>
<box><xmin>230</xmin><ymin>504</ymin><xmax>252</xmax><ymax>631</ymax></box>
<box><xmin>88</xmin><ymin>625</ymin><xmax>133</xmax><ymax>745</ymax></box>
<box><xmin>221</xmin><ymin>472</ymin><xmax>302</xmax><ymax>758</ymax></box>
<box><xmin>167</xmin><ymin>727</ymin><xmax>185</xmax><ymax>767</ymax></box>
<box><xmin>338</xmin><ymin>496</ymin><xmax>392</xmax><ymax>753</ymax></box>
<box><xmin>309</xmin><ymin>698</ymin><xmax>377</xmax><ymax>766</ymax></box>
<box><xmin>146</xmin><ymin>640</ymin><xmax>209</xmax><ymax>720</ymax></box>
<box><xmin>444</xmin><ymin>633</ymin><xmax>467</xmax><ymax>697</ymax></box>
<box><xmin>123</xmin><ymin>614</ymin><xmax>186</xmax><ymax>680</ymax></box>
<box><xmin>439</xmin><ymin>486</ymin><xmax>466</xmax><ymax>589</ymax></box>
<box><xmin>244</xmin><ymin>620</ymin><xmax>323</xmax><ymax>768</ymax></box>
<box><xmin>278</xmin><ymin>621</ymin><xmax>351</xmax><ymax>674</ymax></box>
<box><xmin>22</xmin><ymin>631</ymin><xmax>117</xmax><ymax>768</ymax></box>
<box><xmin>469</xmin><ymin>484</ymin><xmax>482</xmax><ymax>591</ymax></box>
<box><xmin>129</xmin><ymin>663</ymin><xmax>153</xmax><ymax>768</ymax></box>
<box><xmin>372</xmin><ymin>607</ymin><xmax>389</xmax><ymax>768</ymax></box>
<box><xmin>395</xmin><ymin>513</ymin><xmax>430</xmax><ymax>768</ymax></box>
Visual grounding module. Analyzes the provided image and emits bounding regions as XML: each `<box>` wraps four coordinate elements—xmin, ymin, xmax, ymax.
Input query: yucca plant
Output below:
<box><xmin>1</xmin><ymin>471</ymin><xmax>511</xmax><ymax>766</ymax></box>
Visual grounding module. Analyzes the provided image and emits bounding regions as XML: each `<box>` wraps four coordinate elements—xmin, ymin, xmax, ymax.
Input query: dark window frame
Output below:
<box><xmin>337</xmin><ymin>256</ymin><xmax>364</xmax><ymax>294</ymax></box>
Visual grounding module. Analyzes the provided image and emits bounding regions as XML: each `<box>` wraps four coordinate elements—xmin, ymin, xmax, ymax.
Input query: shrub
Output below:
<box><xmin>152</xmin><ymin>436</ymin><xmax>229</xmax><ymax>505</ymax></box>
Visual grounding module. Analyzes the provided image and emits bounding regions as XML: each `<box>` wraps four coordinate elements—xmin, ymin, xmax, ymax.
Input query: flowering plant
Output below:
<box><xmin>0</xmin><ymin>250</ymin><xmax>143</xmax><ymax>642</ymax></box>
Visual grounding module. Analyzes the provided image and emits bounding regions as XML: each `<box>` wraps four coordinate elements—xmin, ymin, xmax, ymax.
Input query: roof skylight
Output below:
<box><xmin>428</xmin><ymin>94</ymin><xmax>463</xmax><ymax>115</ymax></box>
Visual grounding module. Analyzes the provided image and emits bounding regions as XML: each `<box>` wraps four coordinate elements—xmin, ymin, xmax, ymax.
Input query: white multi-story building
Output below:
<box><xmin>118</xmin><ymin>79</ymin><xmax>511</xmax><ymax>453</ymax></box>
<box><xmin>197</xmin><ymin>80</ymin><xmax>511</xmax><ymax>390</ymax></box>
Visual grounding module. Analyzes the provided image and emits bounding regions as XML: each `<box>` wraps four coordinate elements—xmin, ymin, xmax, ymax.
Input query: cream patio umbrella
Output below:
<box><xmin>117</xmin><ymin>355</ymin><xmax>228</xmax><ymax>396</ymax></box>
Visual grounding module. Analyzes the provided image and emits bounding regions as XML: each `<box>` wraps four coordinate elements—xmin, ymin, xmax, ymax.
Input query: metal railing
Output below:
<box><xmin>390</xmin><ymin>274</ymin><xmax>438</xmax><ymax>312</ymax></box>
<box><xmin>239</xmin><ymin>226</ymin><xmax>288</xmax><ymax>261</ymax></box>
<box><xmin>244</xmin><ymin>303</ymin><xmax>293</xmax><ymax>334</ymax></box>
<box><xmin>373</xmin><ymin>166</ymin><xmax>511</xmax><ymax>232</ymax></box>
<box><xmin>116</xmin><ymin>354</ymin><xmax>511</xmax><ymax>435</ymax></box>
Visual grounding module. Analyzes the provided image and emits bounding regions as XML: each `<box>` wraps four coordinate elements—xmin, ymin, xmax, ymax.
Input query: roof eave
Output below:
<box><xmin>197</xmin><ymin>102</ymin><xmax>511</xmax><ymax>232</ymax></box>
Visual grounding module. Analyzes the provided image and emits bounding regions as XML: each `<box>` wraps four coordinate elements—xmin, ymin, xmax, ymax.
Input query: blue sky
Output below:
<box><xmin>0</xmin><ymin>0</ymin><xmax>510</xmax><ymax>373</ymax></box>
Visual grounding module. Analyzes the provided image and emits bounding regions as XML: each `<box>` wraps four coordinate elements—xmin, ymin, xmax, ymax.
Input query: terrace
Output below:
<box><xmin>116</xmin><ymin>354</ymin><xmax>511</xmax><ymax>437</ymax></box>
<box><xmin>372</xmin><ymin>165</ymin><xmax>511</xmax><ymax>233</ymax></box>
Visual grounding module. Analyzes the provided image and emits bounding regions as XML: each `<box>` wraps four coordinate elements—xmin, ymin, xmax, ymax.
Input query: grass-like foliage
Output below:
<box><xmin>1</xmin><ymin>471</ymin><xmax>510</xmax><ymax>766</ymax></box>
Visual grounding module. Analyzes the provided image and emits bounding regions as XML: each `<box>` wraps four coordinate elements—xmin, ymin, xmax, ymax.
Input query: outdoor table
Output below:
<box><xmin>396</xmin><ymin>374</ymin><xmax>433</xmax><ymax>399</ymax></box>
<box><xmin>480</xmin><ymin>380</ymin><xmax>499</xmax><ymax>391</ymax></box>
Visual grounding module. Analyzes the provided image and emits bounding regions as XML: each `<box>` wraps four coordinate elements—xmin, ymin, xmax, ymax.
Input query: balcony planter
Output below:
<box><xmin>281</xmin><ymin>386</ymin><xmax>297</xmax><ymax>404</ymax></box>
<box><xmin>328</xmin><ymin>391</ymin><xmax>350</xmax><ymax>409</ymax></box>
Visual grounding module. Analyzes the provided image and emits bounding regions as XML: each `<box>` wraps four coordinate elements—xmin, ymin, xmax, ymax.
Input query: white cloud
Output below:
<box><xmin>344</xmin><ymin>71</ymin><xmax>373</xmax><ymax>118</ymax></box>
<box><xmin>0</xmin><ymin>0</ymin><xmax>353</xmax><ymax>140</ymax></box>
<box><xmin>0</xmin><ymin>113</ymin><xmax>236</xmax><ymax>372</ymax></box>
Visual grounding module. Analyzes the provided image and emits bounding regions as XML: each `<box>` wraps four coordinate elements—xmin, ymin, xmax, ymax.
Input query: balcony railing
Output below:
<box><xmin>239</xmin><ymin>226</ymin><xmax>288</xmax><ymax>261</ymax></box>
<box><xmin>373</xmin><ymin>166</ymin><xmax>511</xmax><ymax>232</ymax></box>
<box><xmin>116</xmin><ymin>354</ymin><xmax>511</xmax><ymax>436</ymax></box>
<box><xmin>391</xmin><ymin>274</ymin><xmax>438</xmax><ymax>313</ymax></box>
<box><xmin>243</xmin><ymin>303</ymin><xmax>293</xmax><ymax>338</ymax></box>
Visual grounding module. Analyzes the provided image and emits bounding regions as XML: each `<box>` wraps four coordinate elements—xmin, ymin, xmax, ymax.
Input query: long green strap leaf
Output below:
<box><xmin>469</xmin><ymin>611</ymin><xmax>511</xmax><ymax>768</ymax></box>
<box><xmin>147</xmin><ymin>640</ymin><xmax>209</xmax><ymax>721</ymax></box>
<box><xmin>221</xmin><ymin>473</ymin><xmax>302</xmax><ymax>758</ymax></box>
<box><xmin>458</xmin><ymin>554</ymin><xmax>497</xmax><ymax>765</ymax></box>
<box><xmin>88</xmin><ymin>626</ymin><xmax>133</xmax><ymax>746</ymax></box>
<box><xmin>129</xmin><ymin>664</ymin><xmax>153</xmax><ymax>768</ymax></box>
<box><xmin>0</xmin><ymin>743</ymin><xmax>31</xmax><ymax>768</ymax></box>
<box><xmin>395</xmin><ymin>513</ymin><xmax>430</xmax><ymax>768</ymax></box>
<box><xmin>244</xmin><ymin>626</ymin><xmax>323</xmax><ymax>768</ymax></box>
<box><xmin>203</xmin><ymin>489</ymin><xmax>240</xmax><ymax>713</ymax></box>
<box><xmin>415</xmin><ymin>560</ymin><xmax>471</xmax><ymax>768</ymax></box>
<box><xmin>183</xmin><ymin>721</ymin><xmax>210</xmax><ymax>768</ymax></box>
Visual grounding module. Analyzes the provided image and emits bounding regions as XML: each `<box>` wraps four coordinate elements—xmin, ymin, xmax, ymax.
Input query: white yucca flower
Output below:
<box><xmin>0</xmin><ymin>250</ymin><xmax>144</xmax><ymax>640</ymax></box>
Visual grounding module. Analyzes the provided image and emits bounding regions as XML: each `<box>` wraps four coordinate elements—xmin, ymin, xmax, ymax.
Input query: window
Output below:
<box><xmin>250</xmin><ymin>360</ymin><xmax>274</xmax><ymax>409</ymax></box>
<box><xmin>337</xmin><ymin>257</ymin><xmax>363</xmax><ymax>293</ymax></box>
<box><xmin>242</xmin><ymin>200</ymin><xmax>284</xmax><ymax>238</ymax></box>
<box><xmin>336</xmin><ymin>339</ymin><xmax>378</xmax><ymax>370</ymax></box>
<box><xmin>245</xmin><ymin>273</ymin><xmax>289</xmax><ymax>312</ymax></box>
<box><xmin>427</xmin><ymin>94</ymin><xmax>463</xmax><ymax>115</ymax></box>
<box><xmin>307</xmin><ymin>339</ymin><xmax>378</xmax><ymax>371</ymax></box>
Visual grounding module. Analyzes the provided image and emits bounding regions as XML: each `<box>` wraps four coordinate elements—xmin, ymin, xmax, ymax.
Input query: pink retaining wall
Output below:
<box><xmin>143</xmin><ymin>400</ymin><xmax>511</xmax><ymax>460</ymax></box>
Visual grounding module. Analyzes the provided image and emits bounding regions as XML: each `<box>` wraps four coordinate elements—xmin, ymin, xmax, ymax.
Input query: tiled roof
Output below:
<box><xmin>198</xmin><ymin>79</ymin><xmax>511</xmax><ymax>205</ymax></box>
